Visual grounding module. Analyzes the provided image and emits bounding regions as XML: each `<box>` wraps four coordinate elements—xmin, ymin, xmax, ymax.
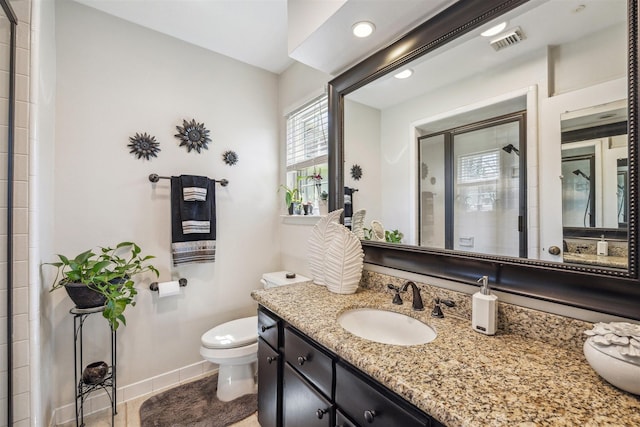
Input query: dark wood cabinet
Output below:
<box><xmin>283</xmin><ymin>364</ymin><xmax>333</xmax><ymax>427</ymax></box>
<box><xmin>336</xmin><ymin>409</ymin><xmax>358</xmax><ymax>427</ymax></box>
<box><xmin>284</xmin><ymin>327</ymin><xmax>333</xmax><ymax>398</ymax></box>
<box><xmin>257</xmin><ymin>307</ymin><xmax>282</xmax><ymax>427</ymax></box>
<box><xmin>258</xmin><ymin>305</ymin><xmax>446</xmax><ymax>427</ymax></box>
<box><xmin>258</xmin><ymin>339</ymin><xmax>280</xmax><ymax>427</ymax></box>
<box><xmin>336</xmin><ymin>363</ymin><xmax>433</xmax><ymax>427</ymax></box>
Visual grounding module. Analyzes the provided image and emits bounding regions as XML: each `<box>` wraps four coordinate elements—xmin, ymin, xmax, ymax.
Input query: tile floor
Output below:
<box><xmin>57</xmin><ymin>375</ymin><xmax>261</xmax><ymax>427</ymax></box>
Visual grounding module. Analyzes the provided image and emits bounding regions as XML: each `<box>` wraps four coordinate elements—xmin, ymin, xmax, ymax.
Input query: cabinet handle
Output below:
<box><xmin>261</xmin><ymin>324</ymin><xmax>275</xmax><ymax>332</ymax></box>
<box><xmin>266</xmin><ymin>356</ymin><xmax>277</xmax><ymax>364</ymax></box>
<box><xmin>297</xmin><ymin>356</ymin><xmax>307</xmax><ymax>365</ymax></box>
<box><xmin>316</xmin><ymin>408</ymin><xmax>328</xmax><ymax>419</ymax></box>
<box><xmin>363</xmin><ymin>410</ymin><xmax>377</xmax><ymax>423</ymax></box>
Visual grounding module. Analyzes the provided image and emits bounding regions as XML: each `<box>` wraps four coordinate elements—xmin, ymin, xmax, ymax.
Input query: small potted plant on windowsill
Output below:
<box><xmin>279</xmin><ymin>184</ymin><xmax>302</xmax><ymax>215</ymax></box>
<box><xmin>47</xmin><ymin>241</ymin><xmax>159</xmax><ymax>330</ymax></box>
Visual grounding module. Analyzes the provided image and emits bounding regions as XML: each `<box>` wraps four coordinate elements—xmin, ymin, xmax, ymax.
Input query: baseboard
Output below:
<box><xmin>51</xmin><ymin>360</ymin><xmax>217</xmax><ymax>426</ymax></box>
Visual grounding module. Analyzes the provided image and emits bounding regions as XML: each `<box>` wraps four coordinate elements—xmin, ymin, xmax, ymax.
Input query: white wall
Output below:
<box><xmin>343</xmin><ymin>99</ymin><xmax>382</xmax><ymax>236</ymax></box>
<box><xmin>278</xmin><ymin>61</ymin><xmax>331</xmax><ymax>276</ymax></box>
<box><xmin>30</xmin><ymin>0</ymin><xmax>57</xmax><ymax>423</ymax></box>
<box><xmin>50</xmin><ymin>0</ymin><xmax>280</xmax><ymax>414</ymax></box>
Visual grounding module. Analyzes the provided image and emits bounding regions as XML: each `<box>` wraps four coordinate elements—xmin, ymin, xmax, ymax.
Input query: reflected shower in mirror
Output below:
<box><xmin>561</xmin><ymin>99</ymin><xmax>628</xmax><ymax>269</ymax></box>
<box><xmin>342</xmin><ymin>0</ymin><xmax>628</xmax><ymax>268</ymax></box>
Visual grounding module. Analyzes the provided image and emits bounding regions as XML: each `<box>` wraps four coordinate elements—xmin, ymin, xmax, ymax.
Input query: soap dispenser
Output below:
<box><xmin>597</xmin><ymin>235</ymin><xmax>609</xmax><ymax>256</ymax></box>
<box><xmin>472</xmin><ymin>276</ymin><xmax>498</xmax><ymax>335</ymax></box>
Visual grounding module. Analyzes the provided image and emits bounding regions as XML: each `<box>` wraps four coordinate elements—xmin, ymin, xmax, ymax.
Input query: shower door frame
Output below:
<box><xmin>1</xmin><ymin>0</ymin><xmax>17</xmax><ymax>425</ymax></box>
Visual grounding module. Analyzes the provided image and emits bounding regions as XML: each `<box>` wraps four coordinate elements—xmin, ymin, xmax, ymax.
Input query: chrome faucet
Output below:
<box><xmin>401</xmin><ymin>281</ymin><xmax>424</xmax><ymax>311</ymax></box>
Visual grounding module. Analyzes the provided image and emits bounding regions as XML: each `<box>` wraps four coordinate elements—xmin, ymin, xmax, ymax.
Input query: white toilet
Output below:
<box><xmin>200</xmin><ymin>271</ymin><xmax>310</xmax><ymax>401</ymax></box>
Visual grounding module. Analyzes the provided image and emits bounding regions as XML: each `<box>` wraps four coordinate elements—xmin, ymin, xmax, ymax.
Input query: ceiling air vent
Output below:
<box><xmin>490</xmin><ymin>27</ymin><xmax>525</xmax><ymax>51</ymax></box>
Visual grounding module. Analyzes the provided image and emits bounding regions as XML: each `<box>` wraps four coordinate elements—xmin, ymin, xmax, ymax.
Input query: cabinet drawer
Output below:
<box><xmin>283</xmin><ymin>364</ymin><xmax>333</xmax><ymax>427</ymax></box>
<box><xmin>258</xmin><ymin>339</ymin><xmax>280</xmax><ymax>427</ymax></box>
<box><xmin>258</xmin><ymin>308</ymin><xmax>280</xmax><ymax>350</ymax></box>
<box><xmin>336</xmin><ymin>364</ymin><xmax>431</xmax><ymax>427</ymax></box>
<box><xmin>284</xmin><ymin>327</ymin><xmax>333</xmax><ymax>399</ymax></box>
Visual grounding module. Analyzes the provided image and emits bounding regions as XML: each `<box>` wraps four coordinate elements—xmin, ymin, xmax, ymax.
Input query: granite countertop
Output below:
<box><xmin>252</xmin><ymin>283</ymin><xmax>640</xmax><ymax>427</ymax></box>
<box><xmin>563</xmin><ymin>253</ymin><xmax>628</xmax><ymax>269</ymax></box>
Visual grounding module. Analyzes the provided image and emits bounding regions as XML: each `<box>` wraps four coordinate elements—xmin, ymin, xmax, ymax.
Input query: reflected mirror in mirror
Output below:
<box><xmin>560</xmin><ymin>99</ymin><xmax>628</xmax><ymax>269</ymax></box>
<box><xmin>343</xmin><ymin>0</ymin><xmax>628</xmax><ymax>269</ymax></box>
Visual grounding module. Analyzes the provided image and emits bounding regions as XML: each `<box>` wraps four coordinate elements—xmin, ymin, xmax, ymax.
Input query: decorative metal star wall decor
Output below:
<box><xmin>222</xmin><ymin>150</ymin><xmax>239</xmax><ymax>166</ymax></box>
<box><xmin>175</xmin><ymin>119</ymin><xmax>211</xmax><ymax>153</ymax></box>
<box><xmin>127</xmin><ymin>132</ymin><xmax>161</xmax><ymax>160</ymax></box>
<box><xmin>350</xmin><ymin>164</ymin><xmax>363</xmax><ymax>181</ymax></box>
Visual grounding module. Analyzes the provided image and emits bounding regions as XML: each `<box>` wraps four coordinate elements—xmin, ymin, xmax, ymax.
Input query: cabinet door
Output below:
<box><xmin>258</xmin><ymin>338</ymin><xmax>281</xmax><ymax>427</ymax></box>
<box><xmin>336</xmin><ymin>364</ymin><xmax>431</xmax><ymax>427</ymax></box>
<box><xmin>283</xmin><ymin>364</ymin><xmax>332</xmax><ymax>427</ymax></box>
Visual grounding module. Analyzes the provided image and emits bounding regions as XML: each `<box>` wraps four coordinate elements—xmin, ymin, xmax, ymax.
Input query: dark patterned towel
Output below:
<box><xmin>170</xmin><ymin>175</ymin><xmax>216</xmax><ymax>266</ymax></box>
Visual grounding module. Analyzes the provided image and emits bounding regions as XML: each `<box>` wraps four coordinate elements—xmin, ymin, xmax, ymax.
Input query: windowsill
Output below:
<box><xmin>280</xmin><ymin>214</ymin><xmax>325</xmax><ymax>225</ymax></box>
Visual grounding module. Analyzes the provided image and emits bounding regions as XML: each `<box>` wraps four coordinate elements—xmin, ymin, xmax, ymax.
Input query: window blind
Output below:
<box><xmin>457</xmin><ymin>150</ymin><xmax>500</xmax><ymax>183</ymax></box>
<box><xmin>286</xmin><ymin>94</ymin><xmax>328</xmax><ymax>171</ymax></box>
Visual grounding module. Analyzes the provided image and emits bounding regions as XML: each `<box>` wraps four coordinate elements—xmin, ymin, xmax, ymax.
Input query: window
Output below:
<box><xmin>285</xmin><ymin>94</ymin><xmax>328</xmax><ymax>205</ymax></box>
<box><xmin>457</xmin><ymin>150</ymin><xmax>500</xmax><ymax>184</ymax></box>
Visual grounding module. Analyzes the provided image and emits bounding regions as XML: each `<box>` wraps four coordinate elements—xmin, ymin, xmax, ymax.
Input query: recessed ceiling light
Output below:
<box><xmin>394</xmin><ymin>69</ymin><xmax>413</xmax><ymax>79</ymax></box>
<box><xmin>481</xmin><ymin>21</ymin><xmax>508</xmax><ymax>37</ymax></box>
<box><xmin>352</xmin><ymin>21</ymin><xmax>375</xmax><ymax>38</ymax></box>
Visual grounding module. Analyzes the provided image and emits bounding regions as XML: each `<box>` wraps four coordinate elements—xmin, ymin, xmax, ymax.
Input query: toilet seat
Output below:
<box><xmin>201</xmin><ymin>316</ymin><xmax>258</xmax><ymax>349</ymax></box>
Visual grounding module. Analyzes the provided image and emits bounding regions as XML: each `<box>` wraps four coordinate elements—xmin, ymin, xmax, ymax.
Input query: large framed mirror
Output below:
<box><xmin>328</xmin><ymin>0</ymin><xmax>640</xmax><ymax>319</ymax></box>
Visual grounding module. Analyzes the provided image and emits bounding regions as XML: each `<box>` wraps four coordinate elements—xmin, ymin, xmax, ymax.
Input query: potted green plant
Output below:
<box><xmin>47</xmin><ymin>241</ymin><xmax>159</xmax><ymax>330</ymax></box>
<box><xmin>279</xmin><ymin>184</ymin><xmax>302</xmax><ymax>215</ymax></box>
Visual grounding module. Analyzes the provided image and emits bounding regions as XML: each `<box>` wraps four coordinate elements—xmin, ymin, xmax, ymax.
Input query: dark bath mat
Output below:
<box><xmin>139</xmin><ymin>374</ymin><xmax>257</xmax><ymax>427</ymax></box>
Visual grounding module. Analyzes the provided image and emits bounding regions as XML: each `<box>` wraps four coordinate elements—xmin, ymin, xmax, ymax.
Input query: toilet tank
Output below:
<box><xmin>261</xmin><ymin>271</ymin><xmax>310</xmax><ymax>289</ymax></box>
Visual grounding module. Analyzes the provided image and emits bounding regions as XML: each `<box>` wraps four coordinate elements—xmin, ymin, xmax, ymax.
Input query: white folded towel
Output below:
<box><xmin>182</xmin><ymin>220</ymin><xmax>210</xmax><ymax>234</ymax></box>
<box><xmin>183</xmin><ymin>186</ymin><xmax>207</xmax><ymax>201</ymax></box>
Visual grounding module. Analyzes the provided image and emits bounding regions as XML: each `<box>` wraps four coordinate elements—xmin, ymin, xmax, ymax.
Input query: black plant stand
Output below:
<box><xmin>71</xmin><ymin>306</ymin><xmax>117</xmax><ymax>427</ymax></box>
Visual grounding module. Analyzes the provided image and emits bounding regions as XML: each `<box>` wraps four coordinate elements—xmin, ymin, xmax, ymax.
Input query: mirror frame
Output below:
<box><xmin>328</xmin><ymin>0</ymin><xmax>640</xmax><ymax>320</ymax></box>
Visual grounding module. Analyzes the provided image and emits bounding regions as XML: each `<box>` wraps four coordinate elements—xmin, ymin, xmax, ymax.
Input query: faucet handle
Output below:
<box><xmin>431</xmin><ymin>298</ymin><xmax>455</xmax><ymax>318</ymax></box>
<box><xmin>440</xmin><ymin>298</ymin><xmax>455</xmax><ymax>308</ymax></box>
<box><xmin>387</xmin><ymin>284</ymin><xmax>404</xmax><ymax>305</ymax></box>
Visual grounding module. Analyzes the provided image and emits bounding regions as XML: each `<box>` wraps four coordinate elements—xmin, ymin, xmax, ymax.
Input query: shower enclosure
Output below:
<box><xmin>418</xmin><ymin>111</ymin><xmax>527</xmax><ymax>258</ymax></box>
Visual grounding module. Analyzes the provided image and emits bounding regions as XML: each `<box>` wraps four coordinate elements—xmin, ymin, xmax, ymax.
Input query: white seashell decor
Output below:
<box><xmin>307</xmin><ymin>209</ymin><xmax>344</xmax><ymax>286</ymax></box>
<box><xmin>323</xmin><ymin>222</ymin><xmax>364</xmax><ymax>294</ymax></box>
<box><xmin>583</xmin><ymin>322</ymin><xmax>640</xmax><ymax>395</ymax></box>
<box><xmin>584</xmin><ymin>322</ymin><xmax>640</xmax><ymax>358</ymax></box>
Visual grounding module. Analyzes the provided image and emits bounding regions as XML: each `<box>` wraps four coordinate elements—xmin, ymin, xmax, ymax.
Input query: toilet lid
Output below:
<box><xmin>201</xmin><ymin>316</ymin><xmax>258</xmax><ymax>349</ymax></box>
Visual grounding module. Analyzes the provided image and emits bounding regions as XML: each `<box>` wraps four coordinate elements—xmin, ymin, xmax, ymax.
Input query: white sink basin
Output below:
<box><xmin>337</xmin><ymin>308</ymin><xmax>436</xmax><ymax>346</ymax></box>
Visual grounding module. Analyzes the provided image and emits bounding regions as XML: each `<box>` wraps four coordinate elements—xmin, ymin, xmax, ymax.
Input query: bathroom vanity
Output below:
<box><xmin>252</xmin><ymin>283</ymin><xmax>640</xmax><ymax>426</ymax></box>
<box><xmin>257</xmin><ymin>305</ymin><xmax>442</xmax><ymax>427</ymax></box>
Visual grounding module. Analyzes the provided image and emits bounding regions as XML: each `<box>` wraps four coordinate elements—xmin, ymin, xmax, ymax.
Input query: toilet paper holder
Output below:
<box><xmin>149</xmin><ymin>278</ymin><xmax>188</xmax><ymax>292</ymax></box>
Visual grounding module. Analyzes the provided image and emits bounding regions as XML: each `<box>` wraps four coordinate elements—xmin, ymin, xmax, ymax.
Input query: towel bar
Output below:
<box><xmin>149</xmin><ymin>278</ymin><xmax>188</xmax><ymax>291</ymax></box>
<box><xmin>148</xmin><ymin>173</ymin><xmax>229</xmax><ymax>187</ymax></box>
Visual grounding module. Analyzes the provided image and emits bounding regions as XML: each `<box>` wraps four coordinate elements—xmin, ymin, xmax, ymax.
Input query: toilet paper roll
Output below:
<box><xmin>157</xmin><ymin>281</ymin><xmax>181</xmax><ymax>298</ymax></box>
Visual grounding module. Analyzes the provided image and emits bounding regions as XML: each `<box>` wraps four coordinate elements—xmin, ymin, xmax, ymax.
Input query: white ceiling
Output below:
<box><xmin>74</xmin><ymin>0</ymin><xmax>455</xmax><ymax>75</ymax></box>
